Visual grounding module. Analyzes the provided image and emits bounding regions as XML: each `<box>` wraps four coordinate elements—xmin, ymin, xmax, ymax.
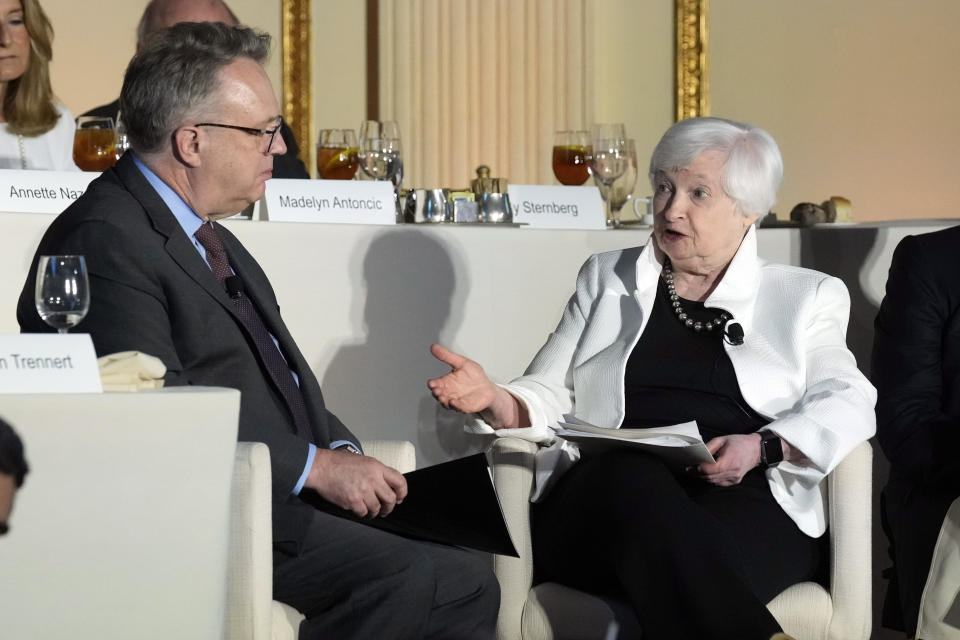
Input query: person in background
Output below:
<box><xmin>0</xmin><ymin>417</ymin><xmax>29</xmax><ymax>536</ymax></box>
<box><xmin>0</xmin><ymin>0</ymin><xmax>76</xmax><ymax>170</ymax></box>
<box><xmin>429</xmin><ymin>117</ymin><xmax>876</xmax><ymax>640</ymax></box>
<box><xmin>82</xmin><ymin>0</ymin><xmax>309</xmax><ymax>180</ymax></box>
<box><xmin>872</xmin><ymin>225</ymin><xmax>960</xmax><ymax>637</ymax></box>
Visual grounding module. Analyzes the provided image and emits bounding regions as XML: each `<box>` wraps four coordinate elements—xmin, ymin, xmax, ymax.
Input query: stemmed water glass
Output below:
<box><xmin>34</xmin><ymin>255</ymin><xmax>90</xmax><ymax>334</ymax></box>
<box><xmin>73</xmin><ymin>116</ymin><xmax>118</xmax><ymax>172</ymax></box>
<box><xmin>358</xmin><ymin>120</ymin><xmax>402</xmax><ymax>185</ymax></box>
<box><xmin>590</xmin><ymin>123</ymin><xmax>628</xmax><ymax>227</ymax></box>
<box><xmin>552</xmin><ymin>130</ymin><xmax>592</xmax><ymax>185</ymax></box>
<box><xmin>115</xmin><ymin>113</ymin><xmax>131</xmax><ymax>159</ymax></box>
<box><xmin>594</xmin><ymin>139</ymin><xmax>638</xmax><ymax>228</ymax></box>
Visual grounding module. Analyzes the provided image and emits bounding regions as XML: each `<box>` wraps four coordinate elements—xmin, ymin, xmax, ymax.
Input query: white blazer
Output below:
<box><xmin>472</xmin><ymin>227</ymin><xmax>877</xmax><ymax>537</ymax></box>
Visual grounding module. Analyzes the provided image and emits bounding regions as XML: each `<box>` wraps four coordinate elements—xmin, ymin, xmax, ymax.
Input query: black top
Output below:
<box><xmin>623</xmin><ymin>277</ymin><xmax>768</xmax><ymax>441</ymax></box>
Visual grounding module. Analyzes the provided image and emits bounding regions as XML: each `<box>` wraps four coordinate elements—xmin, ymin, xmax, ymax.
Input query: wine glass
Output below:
<box><xmin>115</xmin><ymin>113</ymin><xmax>131</xmax><ymax>159</ymax></box>
<box><xmin>594</xmin><ymin>139</ymin><xmax>638</xmax><ymax>228</ymax></box>
<box><xmin>73</xmin><ymin>116</ymin><xmax>118</xmax><ymax>172</ymax></box>
<box><xmin>358</xmin><ymin>120</ymin><xmax>402</xmax><ymax>183</ymax></box>
<box><xmin>34</xmin><ymin>255</ymin><xmax>90</xmax><ymax>334</ymax></box>
<box><xmin>387</xmin><ymin>135</ymin><xmax>404</xmax><ymax>188</ymax></box>
<box><xmin>590</xmin><ymin>123</ymin><xmax>628</xmax><ymax>226</ymax></box>
<box><xmin>316</xmin><ymin>129</ymin><xmax>359</xmax><ymax>179</ymax></box>
<box><xmin>552</xmin><ymin>130</ymin><xmax>591</xmax><ymax>185</ymax></box>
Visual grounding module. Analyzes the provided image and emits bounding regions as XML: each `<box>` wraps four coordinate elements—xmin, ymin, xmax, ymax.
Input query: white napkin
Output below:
<box><xmin>97</xmin><ymin>351</ymin><xmax>166</xmax><ymax>392</ymax></box>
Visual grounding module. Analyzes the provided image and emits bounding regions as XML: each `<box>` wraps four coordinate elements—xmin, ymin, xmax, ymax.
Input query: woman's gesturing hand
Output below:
<box><xmin>695</xmin><ymin>434</ymin><xmax>762</xmax><ymax>486</ymax></box>
<box><xmin>427</xmin><ymin>343</ymin><xmax>499</xmax><ymax>414</ymax></box>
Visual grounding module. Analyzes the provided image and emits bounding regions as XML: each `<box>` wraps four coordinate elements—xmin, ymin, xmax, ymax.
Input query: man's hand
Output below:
<box><xmin>427</xmin><ymin>344</ymin><xmax>498</xmax><ymax>414</ymax></box>
<box><xmin>695</xmin><ymin>434</ymin><xmax>762</xmax><ymax>486</ymax></box>
<box><xmin>304</xmin><ymin>448</ymin><xmax>408</xmax><ymax>518</ymax></box>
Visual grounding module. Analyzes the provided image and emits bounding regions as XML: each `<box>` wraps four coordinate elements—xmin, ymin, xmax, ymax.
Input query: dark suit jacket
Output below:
<box><xmin>82</xmin><ymin>99</ymin><xmax>311</xmax><ymax>180</ymax></box>
<box><xmin>17</xmin><ymin>152</ymin><xmax>353</xmax><ymax>548</ymax></box>
<box><xmin>872</xmin><ymin>225</ymin><xmax>960</xmax><ymax>630</ymax></box>
<box><xmin>873</xmin><ymin>225</ymin><xmax>960</xmax><ymax>490</ymax></box>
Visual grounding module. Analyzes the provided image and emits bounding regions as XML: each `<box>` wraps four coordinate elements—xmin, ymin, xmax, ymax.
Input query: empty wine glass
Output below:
<box><xmin>594</xmin><ymin>139</ymin><xmax>638</xmax><ymax>228</ymax></box>
<box><xmin>552</xmin><ymin>130</ymin><xmax>591</xmax><ymax>185</ymax></box>
<box><xmin>73</xmin><ymin>116</ymin><xmax>117</xmax><ymax>172</ymax></box>
<box><xmin>590</xmin><ymin>123</ymin><xmax>628</xmax><ymax>226</ymax></box>
<box><xmin>34</xmin><ymin>255</ymin><xmax>90</xmax><ymax>334</ymax></box>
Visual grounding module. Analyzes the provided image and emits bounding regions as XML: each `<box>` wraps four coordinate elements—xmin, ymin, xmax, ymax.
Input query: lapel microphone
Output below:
<box><xmin>724</xmin><ymin>320</ymin><xmax>745</xmax><ymax>346</ymax></box>
<box><xmin>224</xmin><ymin>275</ymin><xmax>245</xmax><ymax>299</ymax></box>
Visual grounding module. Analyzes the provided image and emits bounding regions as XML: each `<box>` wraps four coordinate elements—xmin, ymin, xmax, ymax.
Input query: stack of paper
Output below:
<box><xmin>555</xmin><ymin>419</ymin><xmax>715</xmax><ymax>465</ymax></box>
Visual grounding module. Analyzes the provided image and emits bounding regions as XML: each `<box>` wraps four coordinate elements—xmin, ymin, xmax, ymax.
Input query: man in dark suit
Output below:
<box><xmin>872</xmin><ymin>224</ymin><xmax>960</xmax><ymax>636</ymax></box>
<box><xmin>82</xmin><ymin>0</ymin><xmax>309</xmax><ymax>180</ymax></box>
<box><xmin>18</xmin><ymin>22</ymin><xmax>497</xmax><ymax>640</ymax></box>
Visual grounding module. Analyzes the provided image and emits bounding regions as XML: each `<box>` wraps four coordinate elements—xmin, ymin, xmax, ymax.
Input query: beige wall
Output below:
<box><xmin>711</xmin><ymin>0</ymin><xmax>960</xmax><ymax>222</ymax></box>
<box><xmin>44</xmin><ymin>0</ymin><xmax>282</xmax><ymax>117</ymax></box>
<box><xmin>41</xmin><ymin>1</ymin><xmax>960</xmax><ymax>222</ymax></box>
<box><xmin>310</xmin><ymin>0</ymin><xmax>366</xmax><ymax>179</ymax></box>
<box><xmin>587</xmin><ymin>0</ymin><xmax>673</xmax><ymax>200</ymax></box>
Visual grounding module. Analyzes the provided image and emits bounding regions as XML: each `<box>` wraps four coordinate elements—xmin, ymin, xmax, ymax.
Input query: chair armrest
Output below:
<box><xmin>225</xmin><ymin>442</ymin><xmax>274</xmax><ymax>640</ymax></box>
<box><xmin>360</xmin><ymin>439</ymin><xmax>416</xmax><ymax>473</ymax></box>
<box><xmin>489</xmin><ymin>436</ymin><xmax>539</xmax><ymax>640</ymax></box>
<box><xmin>826</xmin><ymin>440</ymin><xmax>873</xmax><ymax>640</ymax></box>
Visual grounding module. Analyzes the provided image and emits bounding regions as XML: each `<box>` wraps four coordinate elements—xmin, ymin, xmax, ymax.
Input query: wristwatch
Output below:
<box><xmin>334</xmin><ymin>443</ymin><xmax>362</xmax><ymax>455</ymax></box>
<box><xmin>758</xmin><ymin>431</ymin><xmax>784</xmax><ymax>469</ymax></box>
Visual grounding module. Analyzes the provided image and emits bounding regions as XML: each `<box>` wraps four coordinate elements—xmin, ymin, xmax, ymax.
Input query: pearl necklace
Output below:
<box><xmin>661</xmin><ymin>260</ymin><xmax>730</xmax><ymax>333</ymax></box>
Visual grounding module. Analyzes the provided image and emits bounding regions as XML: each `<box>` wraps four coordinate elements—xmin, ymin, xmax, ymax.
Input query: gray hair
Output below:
<box><xmin>136</xmin><ymin>0</ymin><xmax>239</xmax><ymax>48</ymax></box>
<box><xmin>648</xmin><ymin>117</ymin><xmax>783</xmax><ymax>217</ymax></box>
<box><xmin>120</xmin><ymin>21</ymin><xmax>269</xmax><ymax>155</ymax></box>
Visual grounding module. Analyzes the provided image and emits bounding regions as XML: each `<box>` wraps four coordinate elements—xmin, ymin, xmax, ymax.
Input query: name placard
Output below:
<box><xmin>0</xmin><ymin>169</ymin><xmax>97</xmax><ymax>215</ymax></box>
<box><xmin>0</xmin><ymin>334</ymin><xmax>102</xmax><ymax>394</ymax></box>
<box><xmin>507</xmin><ymin>184</ymin><xmax>606</xmax><ymax>230</ymax></box>
<box><xmin>262</xmin><ymin>179</ymin><xmax>396</xmax><ymax>225</ymax></box>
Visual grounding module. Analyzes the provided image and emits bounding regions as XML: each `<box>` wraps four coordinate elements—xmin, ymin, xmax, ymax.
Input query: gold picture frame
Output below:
<box><xmin>676</xmin><ymin>0</ymin><xmax>709</xmax><ymax>121</ymax></box>
<box><xmin>281</xmin><ymin>0</ymin><xmax>311</xmax><ymax>167</ymax></box>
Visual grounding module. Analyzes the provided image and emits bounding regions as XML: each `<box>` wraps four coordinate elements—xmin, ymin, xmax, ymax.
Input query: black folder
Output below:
<box><xmin>301</xmin><ymin>452</ymin><xmax>518</xmax><ymax>557</ymax></box>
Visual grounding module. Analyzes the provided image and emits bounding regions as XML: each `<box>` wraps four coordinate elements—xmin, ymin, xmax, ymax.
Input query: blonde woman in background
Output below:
<box><xmin>0</xmin><ymin>0</ymin><xmax>76</xmax><ymax>170</ymax></box>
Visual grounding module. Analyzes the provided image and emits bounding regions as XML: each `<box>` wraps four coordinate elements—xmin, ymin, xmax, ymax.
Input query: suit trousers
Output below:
<box><xmin>273</xmin><ymin>508</ymin><xmax>500</xmax><ymax>640</ymax></box>
<box><xmin>531</xmin><ymin>449</ymin><xmax>825</xmax><ymax>640</ymax></box>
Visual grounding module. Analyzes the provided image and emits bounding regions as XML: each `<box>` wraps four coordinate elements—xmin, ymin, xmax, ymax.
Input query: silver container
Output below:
<box><xmin>403</xmin><ymin>188</ymin><xmax>452</xmax><ymax>223</ymax></box>
<box><xmin>478</xmin><ymin>192</ymin><xmax>513</xmax><ymax>223</ymax></box>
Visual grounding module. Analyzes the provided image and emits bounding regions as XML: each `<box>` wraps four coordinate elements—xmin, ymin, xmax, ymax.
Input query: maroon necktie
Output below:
<box><xmin>194</xmin><ymin>222</ymin><xmax>312</xmax><ymax>439</ymax></box>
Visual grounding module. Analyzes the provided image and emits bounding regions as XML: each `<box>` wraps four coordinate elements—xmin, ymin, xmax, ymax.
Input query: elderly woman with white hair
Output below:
<box><xmin>428</xmin><ymin>117</ymin><xmax>876</xmax><ymax>639</ymax></box>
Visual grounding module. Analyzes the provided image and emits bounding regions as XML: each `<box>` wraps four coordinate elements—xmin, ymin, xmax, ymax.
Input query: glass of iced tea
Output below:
<box><xmin>73</xmin><ymin>116</ymin><xmax>118</xmax><ymax>172</ymax></box>
<box><xmin>552</xmin><ymin>130</ymin><xmax>591</xmax><ymax>185</ymax></box>
<box><xmin>316</xmin><ymin>129</ymin><xmax>359</xmax><ymax>180</ymax></box>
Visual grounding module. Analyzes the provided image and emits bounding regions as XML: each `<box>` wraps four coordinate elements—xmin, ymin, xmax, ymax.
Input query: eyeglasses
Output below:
<box><xmin>194</xmin><ymin>117</ymin><xmax>283</xmax><ymax>153</ymax></box>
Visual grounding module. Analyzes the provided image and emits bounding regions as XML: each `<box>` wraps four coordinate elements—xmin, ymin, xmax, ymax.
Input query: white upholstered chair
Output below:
<box><xmin>916</xmin><ymin>497</ymin><xmax>960</xmax><ymax>638</ymax></box>
<box><xmin>488</xmin><ymin>438</ymin><xmax>873</xmax><ymax>640</ymax></box>
<box><xmin>226</xmin><ymin>440</ymin><xmax>417</xmax><ymax>640</ymax></box>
